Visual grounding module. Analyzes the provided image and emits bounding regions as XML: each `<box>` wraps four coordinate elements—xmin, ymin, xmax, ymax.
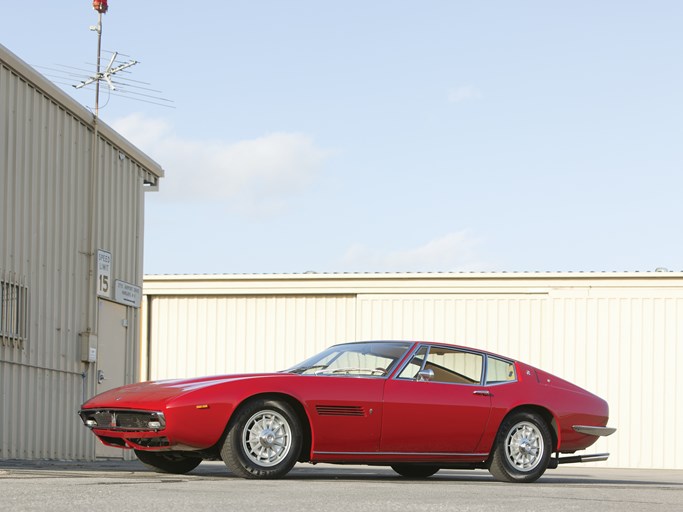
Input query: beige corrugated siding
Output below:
<box><xmin>146</xmin><ymin>295</ymin><xmax>356</xmax><ymax>379</ymax></box>
<box><xmin>1</xmin><ymin>43</ymin><xmax>162</xmax><ymax>460</ymax></box>
<box><xmin>143</xmin><ymin>273</ymin><xmax>683</xmax><ymax>470</ymax></box>
<box><xmin>355</xmin><ymin>291</ymin><xmax>683</xmax><ymax>469</ymax></box>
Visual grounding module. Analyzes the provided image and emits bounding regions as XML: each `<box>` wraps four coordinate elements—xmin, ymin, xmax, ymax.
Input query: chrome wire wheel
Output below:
<box><xmin>489</xmin><ymin>411</ymin><xmax>552</xmax><ymax>483</ymax></box>
<box><xmin>241</xmin><ymin>409</ymin><xmax>293</xmax><ymax>467</ymax></box>
<box><xmin>222</xmin><ymin>399</ymin><xmax>302</xmax><ymax>479</ymax></box>
<box><xmin>504</xmin><ymin>421</ymin><xmax>544</xmax><ymax>472</ymax></box>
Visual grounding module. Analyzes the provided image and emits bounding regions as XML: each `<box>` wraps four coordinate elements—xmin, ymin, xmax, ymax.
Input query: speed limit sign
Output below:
<box><xmin>97</xmin><ymin>249</ymin><xmax>112</xmax><ymax>298</ymax></box>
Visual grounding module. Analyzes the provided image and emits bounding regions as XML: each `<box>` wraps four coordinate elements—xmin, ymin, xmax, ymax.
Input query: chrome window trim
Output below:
<box><xmin>391</xmin><ymin>343</ymin><xmax>426</xmax><ymax>380</ymax></box>
<box><xmin>483</xmin><ymin>354</ymin><xmax>518</xmax><ymax>386</ymax></box>
<box><xmin>391</xmin><ymin>343</ymin><xmax>486</xmax><ymax>386</ymax></box>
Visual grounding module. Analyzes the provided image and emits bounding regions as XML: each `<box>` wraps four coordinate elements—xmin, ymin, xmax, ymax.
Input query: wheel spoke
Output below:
<box><xmin>241</xmin><ymin>409</ymin><xmax>293</xmax><ymax>468</ymax></box>
<box><xmin>505</xmin><ymin>421</ymin><xmax>544</xmax><ymax>472</ymax></box>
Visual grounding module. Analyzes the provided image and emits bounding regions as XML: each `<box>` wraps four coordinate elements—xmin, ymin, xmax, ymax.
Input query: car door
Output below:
<box><xmin>306</xmin><ymin>376</ymin><xmax>386</xmax><ymax>454</ymax></box>
<box><xmin>380</xmin><ymin>345</ymin><xmax>492</xmax><ymax>454</ymax></box>
<box><xmin>302</xmin><ymin>343</ymin><xmax>407</xmax><ymax>455</ymax></box>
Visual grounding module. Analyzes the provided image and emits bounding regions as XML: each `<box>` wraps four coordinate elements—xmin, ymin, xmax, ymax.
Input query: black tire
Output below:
<box><xmin>221</xmin><ymin>398</ymin><xmax>302</xmax><ymax>479</ymax></box>
<box><xmin>134</xmin><ymin>450</ymin><xmax>202</xmax><ymax>474</ymax></box>
<box><xmin>488</xmin><ymin>411</ymin><xmax>552</xmax><ymax>483</ymax></box>
<box><xmin>391</xmin><ymin>464</ymin><xmax>440</xmax><ymax>478</ymax></box>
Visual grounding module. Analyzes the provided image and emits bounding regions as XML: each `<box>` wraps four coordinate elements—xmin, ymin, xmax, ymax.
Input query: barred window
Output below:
<box><xmin>1</xmin><ymin>273</ymin><xmax>28</xmax><ymax>347</ymax></box>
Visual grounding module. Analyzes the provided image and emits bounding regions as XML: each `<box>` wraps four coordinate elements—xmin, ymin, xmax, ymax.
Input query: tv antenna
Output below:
<box><xmin>74</xmin><ymin>50</ymin><xmax>138</xmax><ymax>106</ymax></box>
<box><xmin>37</xmin><ymin>0</ymin><xmax>173</xmax><ymax>115</ymax></box>
<box><xmin>88</xmin><ymin>0</ymin><xmax>124</xmax><ymax>118</ymax></box>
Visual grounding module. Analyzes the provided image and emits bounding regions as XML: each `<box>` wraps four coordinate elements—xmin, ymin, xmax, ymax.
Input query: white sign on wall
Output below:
<box><xmin>96</xmin><ymin>250</ymin><xmax>112</xmax><ymax>298</ymax></box>
<box><xmin>115</xmin><ymin>280</ymin><xmax>142</xmax><ymax>308</ymax></box>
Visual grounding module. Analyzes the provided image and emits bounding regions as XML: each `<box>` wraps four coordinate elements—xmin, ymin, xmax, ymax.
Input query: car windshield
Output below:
<box><xmin>285</xmin><ymin>341</ymin><xmax>413</xmax><ymax>377</ymax></box>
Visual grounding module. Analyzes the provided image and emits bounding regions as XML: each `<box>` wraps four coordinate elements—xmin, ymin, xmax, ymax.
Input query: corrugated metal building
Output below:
<box><xmin>143</xmin><ymin>272</ymin><xmax>683</xmax><ymax>470</ymax></box>
<box><xmin>1</xmin><ymin>43</ymin><xmax>163</xmax><ymax>460</ymax></box>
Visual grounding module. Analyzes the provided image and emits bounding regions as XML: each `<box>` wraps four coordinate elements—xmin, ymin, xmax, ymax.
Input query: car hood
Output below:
<box><xmin>81</xmin><ymin>373</ymin><xmax>279</xmax><ymax>410</ymax></box>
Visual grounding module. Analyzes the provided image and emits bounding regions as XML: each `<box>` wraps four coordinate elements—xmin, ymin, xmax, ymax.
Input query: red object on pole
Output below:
<box><xmin>93</xmin><ymin>0</ymin><xmax>108</xmax><ymax>14</ymax></box>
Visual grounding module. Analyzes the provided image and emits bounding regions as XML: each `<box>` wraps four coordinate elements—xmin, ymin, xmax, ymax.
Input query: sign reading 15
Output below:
<box><xmin>97</xmin><ymin>250</ymin><xmax>112</xmax><ymax>297</ymax></box>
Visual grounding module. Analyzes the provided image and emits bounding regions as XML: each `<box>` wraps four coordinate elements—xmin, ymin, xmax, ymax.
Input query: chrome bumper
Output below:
<box><xmin>573</xmin><ymin>425</ymin><xmax>617</xmax><ymax>437</ymax></box>
<box><xmin>79</xmin><ymin>409</ymin><xmax>166</xmax><ymax>431</ymax></box>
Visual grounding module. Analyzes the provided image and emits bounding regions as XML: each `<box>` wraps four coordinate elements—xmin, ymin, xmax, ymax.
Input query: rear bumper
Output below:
<box><xmin>573</xmin><ymin>425</ymin><xmax>617</xmax><ymax>437</ymax></box>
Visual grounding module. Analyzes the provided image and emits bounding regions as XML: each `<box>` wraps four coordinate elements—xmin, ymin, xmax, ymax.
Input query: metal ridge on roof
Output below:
<box><xmin>0</xmin><ymin>43</ymin><xmax>164</xmax><ymax>179</ymax></box>
<box><xmin>144</xmin><ymin>270</ymin><xmax>683</xmax><ymax>279</ymax></box>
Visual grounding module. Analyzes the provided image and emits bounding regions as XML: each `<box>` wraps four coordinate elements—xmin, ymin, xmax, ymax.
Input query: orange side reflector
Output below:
<box><xmin>195</xmin><ymin>404</ymin><xmax>209</xmax><ymax>409</ymax></box>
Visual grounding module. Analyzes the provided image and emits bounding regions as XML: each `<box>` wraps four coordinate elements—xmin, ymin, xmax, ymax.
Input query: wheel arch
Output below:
<box><xmin>224</xmin><ymin>392</ymin><xmax>313</xmax><ymax>462</ymax></box>
<box><xmin>486</xmin><ymin>405</ymin><xmax>558</xmax><ymax>482</ymax></box>
<box><xmin>497</xmin><ymin>404</ymin><xmax>559</xmax><ymax>453</ymax></box>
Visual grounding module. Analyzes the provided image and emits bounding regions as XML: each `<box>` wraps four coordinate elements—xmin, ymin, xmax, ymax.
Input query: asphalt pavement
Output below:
<box><xmin>1</xmin><ymin>459</ymin><xmax>682</xmax><ymax>512</ymax></box>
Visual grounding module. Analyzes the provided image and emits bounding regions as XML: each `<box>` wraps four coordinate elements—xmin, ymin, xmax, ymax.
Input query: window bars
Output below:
<box><xmin>1</xmin><ymin>272</ymin><xmax>28</xmax><ymax>348</ymax></box>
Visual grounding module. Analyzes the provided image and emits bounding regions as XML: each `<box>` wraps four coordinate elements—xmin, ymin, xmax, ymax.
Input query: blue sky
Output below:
<box><xmin>3</xmin><ymin>1</ymin><xmax>682</xmax><ymax>274</ymax></box>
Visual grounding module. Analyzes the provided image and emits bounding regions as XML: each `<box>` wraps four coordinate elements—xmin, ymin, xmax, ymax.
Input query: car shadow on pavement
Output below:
<box><xmin>2</xmin><ymin>460</ymin><xmax>682</xmax><ymax>488</ymax></box>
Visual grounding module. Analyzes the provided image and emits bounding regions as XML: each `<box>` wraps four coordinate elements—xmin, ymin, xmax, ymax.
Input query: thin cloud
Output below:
<box><xmin>112</xmin><ymin>113</ymin><xmax>332</xmax><ymax>214</ymax></box>
<box><xmin>447</xmin><ymin>85</ymin><xmax>483</xmax><ymax>103</ymax></box>
<box><xmin>339</xmin><ymin>231</ymin><xmax>489</xmax><ymax>272</ymax></box>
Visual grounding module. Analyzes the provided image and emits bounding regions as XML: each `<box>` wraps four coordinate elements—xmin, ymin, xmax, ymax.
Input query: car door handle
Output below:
<box><xmin>473</xmin><ymin>390</ymin><xmax>491</xmax><ymax>396</ymax></box>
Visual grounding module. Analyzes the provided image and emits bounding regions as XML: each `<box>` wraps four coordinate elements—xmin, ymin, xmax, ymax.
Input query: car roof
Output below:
<box><xmin>332</xmin><ymin>340</ymin><xmax>518</xmax><ymax>363</ymax></box>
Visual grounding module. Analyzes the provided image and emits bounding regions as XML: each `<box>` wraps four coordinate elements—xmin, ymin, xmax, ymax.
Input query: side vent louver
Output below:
<box><xmin>316</xmin><ymin>405</ymin><xmax>365</xmax><ymax>417</ymax></box>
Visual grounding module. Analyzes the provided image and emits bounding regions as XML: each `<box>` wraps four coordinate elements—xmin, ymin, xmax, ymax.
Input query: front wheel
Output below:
<box><xmin>488</xmin><ymin>411</ymin><xmax>552</xmax><ymax>483</ymax></box>
<box><xmin>391</xmin><ymin>464</ymin><xmax>440</xmax><ymax>478</ymax></box>
<box><xmin>221</xmin><ymin>399</ymin><xmax>302</xmax><ymax>479</ymax></box>
<box><xmin>134</xmin><ymin>450</ymin><xmax>202</xmax><ymax>474</ymax></box>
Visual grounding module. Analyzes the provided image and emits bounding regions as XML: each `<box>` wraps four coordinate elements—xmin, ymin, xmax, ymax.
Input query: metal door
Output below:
<box><xmin>95</xmin><ymin>299</ymin><xmax>128</xmax><ymax>458</ymax></box>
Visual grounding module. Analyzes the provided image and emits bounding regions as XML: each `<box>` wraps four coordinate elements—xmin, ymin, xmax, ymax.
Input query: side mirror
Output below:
<box><xmin>417</xmin><ymin>369</ymin><xmax>434</xmax><ymax>382</ymax></box>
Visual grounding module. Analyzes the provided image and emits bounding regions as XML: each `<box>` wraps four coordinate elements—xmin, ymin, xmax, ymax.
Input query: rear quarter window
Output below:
<box><xmin>486</xmin><ymin>356</ymin><xmax>516</xmax><ymax>385</ymax></box>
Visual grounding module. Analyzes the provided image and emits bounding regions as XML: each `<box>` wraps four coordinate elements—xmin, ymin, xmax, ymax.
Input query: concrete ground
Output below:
<box><xmin>1</xmin><ymin>460</ymin><xmax>682</xmax><ymax>512</ymax></box>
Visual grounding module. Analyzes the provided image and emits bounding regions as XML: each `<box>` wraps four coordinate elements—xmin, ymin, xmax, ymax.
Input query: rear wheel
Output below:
<box><xmin>488</xmin><ymin>411</ymin><xmax>552</xmax><ymax>483</ymax></box>
<box><xmin>391</xmin><ymin>464</ymin><xmax>440</xmax><ymax>478</ymax></box>
<box><xmin>221</xmin><ymin>398</ymin><xmax>302</xmax><ymax>479</ymax></box>
<box><xmin>134</xmin><ymin>450</ymin><xmax>202</xmax><ymax>474</ymax></box>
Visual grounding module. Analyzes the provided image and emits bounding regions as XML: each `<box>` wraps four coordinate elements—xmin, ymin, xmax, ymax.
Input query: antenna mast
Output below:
<box><xmin>92</xmin><ymin>0</ymin><xmax>107</xmax><ymax>118</ymax></box>
<box><xmin>84</xmin><ymin>0</ymin><xmax>138</xmax><ymax>117</ymax></box>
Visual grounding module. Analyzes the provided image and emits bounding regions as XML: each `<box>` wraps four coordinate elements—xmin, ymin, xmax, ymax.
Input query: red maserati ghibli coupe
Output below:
<box><xmin>79</xmin><ymin>341</ymin><xmax>615</xmax><ymax>483</ymax></box>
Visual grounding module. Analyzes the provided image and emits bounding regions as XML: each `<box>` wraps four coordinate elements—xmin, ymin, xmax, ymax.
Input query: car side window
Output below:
<box><xmin>486</xmin><ymin>356</ymin><xmax>516</xmax><ymax>384</ymax></box>
<box><xmin>397</xmin><ymin>346</ymin><xmax>429</xmax><ymax>379</ymax></box>
<box><xmin>399</xmin><ymin>346</ymin><xmax>483</xmax><ymax>384</ymax></box>
<box><xmin>422</xmin><ymin>347</ymin><xmax>483</xmax><ymax>384</ymax></box>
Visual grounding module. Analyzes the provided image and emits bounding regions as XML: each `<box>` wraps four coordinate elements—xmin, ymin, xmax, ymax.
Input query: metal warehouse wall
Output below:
<box><xmin>1</xmin><ymin>44</ymin><xmax>162</xmax><ymax>460</ymax></box>
<box><xmin>143</xmin><ymin>295</ymin><xmax>357</xmax><ymax>378</ymax></box>
<box><xmin>142</xmin><ymin>272</ymin><xmax>683</xmax><ymax>470</ymax></box>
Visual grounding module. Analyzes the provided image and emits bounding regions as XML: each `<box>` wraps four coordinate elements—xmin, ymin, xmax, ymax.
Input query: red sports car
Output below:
<box><xmin>79</xmin><ymin>341</ymin><xmax>615</xmax><ymax>482</ymax></box>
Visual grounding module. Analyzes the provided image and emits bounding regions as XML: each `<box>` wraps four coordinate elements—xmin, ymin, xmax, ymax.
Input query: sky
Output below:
<box><xmin>3</xmin><ymin>1</ymin><xmax>682</xmax><ymax>274</ymax></box>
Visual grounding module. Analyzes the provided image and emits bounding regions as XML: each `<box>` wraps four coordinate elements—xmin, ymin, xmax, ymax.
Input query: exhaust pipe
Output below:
<box><xmin>548</xmin><ymin>453</ymin><xmax>610</xmax><ymax>469</ymax></box>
